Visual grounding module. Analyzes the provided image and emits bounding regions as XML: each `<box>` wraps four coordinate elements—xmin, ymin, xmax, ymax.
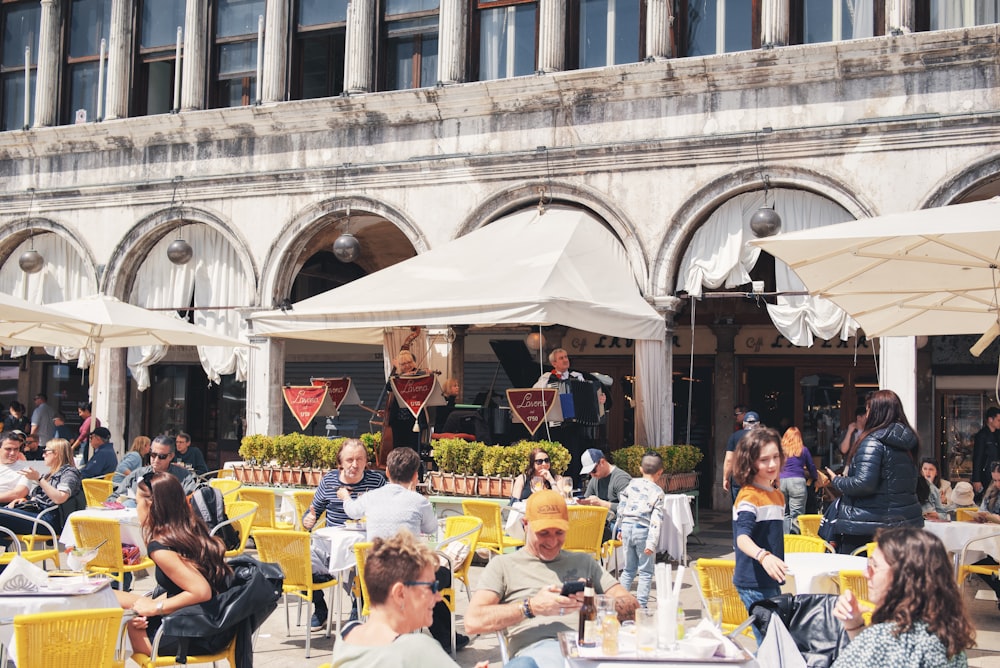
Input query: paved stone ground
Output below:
<box><xmin>121</xmin><ymin>509</ymin><xmax>1000</xmax><ymax>667</ymax></box>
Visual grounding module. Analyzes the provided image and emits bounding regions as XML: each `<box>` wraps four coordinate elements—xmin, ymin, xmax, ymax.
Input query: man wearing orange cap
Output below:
<box><xmin>465</xmin><ymin>490</ymin><xmax>637</xmax><ymax>667</ymax></box>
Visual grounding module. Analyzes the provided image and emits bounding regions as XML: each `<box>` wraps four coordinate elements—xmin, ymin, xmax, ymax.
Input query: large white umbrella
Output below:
<box><xmin>0</xmin><ymin>293</ymin><xmax>250</xmax><ymax>428</ymax></box>
<box><xmin>751</xmin><ymin>197</ymin><xmax>1000</xmax><ymax>355</ymax></box>
<box><xmin>0</xmin><ymin>291</ymin><xmax>83</xmax><ymax>346</ymax></box>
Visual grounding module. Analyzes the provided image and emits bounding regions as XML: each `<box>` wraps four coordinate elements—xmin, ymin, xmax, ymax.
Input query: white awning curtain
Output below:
<box><xmin>127</xmin><ymin>225</ymin><xmax>252</xmax><ymax>390</ymax></box>
<box><xmin>677</xmin><ymin>188</ymin><xmax>859</xmax><ymax>347</ymax></box>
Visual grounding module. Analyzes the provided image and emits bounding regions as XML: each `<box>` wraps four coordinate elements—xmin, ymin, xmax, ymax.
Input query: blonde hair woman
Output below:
<box><xmin>1</xmin><ymin>438</ymin><xmax>81</xmax><ymax>535</ymax></box>
<box><xmin>113</xmin><ymin>435</ymin><xmax>152</xmax><ymax>486</ymax></box>
<box><xmin>779</xmin><ymin>427</ymin><xmax>817</xmax><ymax>534</ymax></box>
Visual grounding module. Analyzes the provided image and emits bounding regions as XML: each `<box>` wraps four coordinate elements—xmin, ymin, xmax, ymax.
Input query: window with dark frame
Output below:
<box><xmin>788</xmin><ymin>0</ymin><xmax>882</xmax><ymax>45</ymax></box>
<box><xmin>134</xmin><ymin>0</ymin><xmax>186</xmax><ymax>117</ymax></box>
<box><xmin>675</xmin><ymin>0</ymin><xmax>759</xmax><ymax>57</ymax></box>
<box><xmin>62</xmin><ymin>0</ymin><xmax>112</xmax><ymax>125</ymax></box>
<box><xmin>293</xmin><ymin>0</ymin><xmax>349</xmax><ymax>100</ymax></box>
<box><xmin>473</xmin><ymin>0</ymin><xmax>538</xmax><ymax>81</ymax></box>
<box><xmin>569</xmin><ymin>0</ymin><xmax>643</xmax><ymax>71</ymax></box>
<box><xmin>0</xmin><ymin>0</ymin><xmax>40</xmax><ymax>131</ymax></box>
<box><xmin>381</xmin><ymin>0</ymin><xmax>439</xmax><ymax>91</ymax></box>
<box><xmin>211</xmin><ymin>0</ymin><xmax>266</xmax><ymax>109</ymax></box>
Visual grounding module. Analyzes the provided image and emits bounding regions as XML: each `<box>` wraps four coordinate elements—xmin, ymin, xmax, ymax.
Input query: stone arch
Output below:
<box><xmin>0</xmin><ymin>217</ymin><xmax>99</xmax><ymax>287</ymax></box>
<box><xmin>922</xmin><ymin>155</ymin><xmax>1000</xmax><ymax>208</ymax></box>
<box><xmin>104</xmin><ymin>206</ymin><xmax>258</xmax><ymax>301</ymax></box>
<box><xmin>652</xmin><ymin>166</ymin><xmax>875</xmax><ymax>295</ymax></box>
<box><xmin>459</xmin><ymin>181</ymin><xmax>651</xmax><ymax>292</ymax></box>
<box><xmin>259</xmin><ymin>195</ymin><xmax>425</xmax><ymax>309</ymax></box>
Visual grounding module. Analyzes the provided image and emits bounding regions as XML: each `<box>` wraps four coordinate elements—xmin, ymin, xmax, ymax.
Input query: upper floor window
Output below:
<box><xmin>63</xmin><ymin>0</ymin><xmax>111</xmax><ymax>124</ymax></box>
<box><xmin>1</xmin><ymin>1</ymin><xmax>39</xmax><ymax>130</ymax></box>
<box><xmin>135</xmin><ymin>0</ymin><xmax>186</xmax><ymax>116</ymax></box>
<box><xmin>796</xmin><ymin>0</ymin><xmax>876</xmax><ymax>44</ymax></box>
<box><xmin>476</xmin><ymin>0</ymin><xmax>537</xmax><ymax>80</ymax></box>
<box><xmin>679</xmin><ymin>0</ymin><xmax>756</xmax><ymax>57</ymax></box>
<box><xmin>573</xmin><ymin>0</ymin><xmax>642</xmax><ymax>70</ymax></box>
<box><xmin>382</xmin><ymin>0</ymin><xmax>439</xmax><ymax>90</ymax></box>
<box><xmin>293</xmin><ymin>0</ymin><xmax>349</xmax><ymax>99</ymax></box>
<box><xmin>926</xmin><ymin>0</ymin><xmax>1000</xmax><ymax>30</ymax></box>
<box><xmin>212</xmin><ymin>0</ymin><xmax>266</xmax><ymax>108</ymax></box>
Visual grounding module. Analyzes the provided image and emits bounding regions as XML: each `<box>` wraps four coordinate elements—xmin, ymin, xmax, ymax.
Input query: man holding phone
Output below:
<box><xmin>466</xmin><ymin>490</ymin><xmax>637</xmax><ymax>667</ymax></box>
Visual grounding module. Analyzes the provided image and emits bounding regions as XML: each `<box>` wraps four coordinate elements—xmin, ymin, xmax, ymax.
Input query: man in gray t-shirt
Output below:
<box><xmin>466</xmin><ymin>490</ymin><xmax>637</xmax><ymax>667</ymax></box>
<box><xmin>29</xmin><ymin>393</ymin><xmax>56</xmax><ymax>449</ymax></box>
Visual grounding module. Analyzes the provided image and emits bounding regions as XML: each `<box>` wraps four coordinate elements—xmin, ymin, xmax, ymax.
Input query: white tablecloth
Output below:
<box><xmin>783</xmin><ymin>553</ymin><xmax>868</xmax><ymax>595</ymax></box>
<box><xmin>313</xmin><ymin>526</ymin><xmax>367</xmax><ymax>574</ymax></box>
<box><xmin>924</xmin><ymin>520</ymin><xmax>1000</xmax><ymax>564</ymax></box>
<box><xmin>0</xmin><ymin>585</ymin><xmax>120</xmax><ymax>666</ymax></box>
<box><xmin>60</xmin><ymin>508</ymin><xmax>146</xmax><ymax>556</ymax></box>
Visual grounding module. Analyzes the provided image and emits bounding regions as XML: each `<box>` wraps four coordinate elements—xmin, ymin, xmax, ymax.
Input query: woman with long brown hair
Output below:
<box><xmin>510</xmin><ymin>447</ymin><xmax>565</xmax><ymax>501</ymax></box>
<box><xmin>778</xmin><ymin>426</ymin><xmax>817</xmax><ymax>534</ymax></box>
<box><xmin>824</xmin><ymin>389</ymin><xmax>923</xmax><ymax>554</ymax></box>
<box><xmin>116</xmin><ymin>472</ymin><xmax>233</xmax><ymax>657</ymax></box>
<box><xmin>832</xmin><ymin>526</ymin><xmax>975</xmax><ymax>666</ymax></box>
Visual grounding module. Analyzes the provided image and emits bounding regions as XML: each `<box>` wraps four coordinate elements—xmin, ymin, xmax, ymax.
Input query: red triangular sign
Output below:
<box><xmin>282</xmin><ymin>385</ymin><xmax>328</xmax><ymax>430</ymax></box>
<box><xmin>311</xmin><ymin>377</ymin><xmax>353</xmax><ymax>411</ymax></box>
<box><xmin>390</xmin><ymin>373</ymin><xmax>437</xmax><ymax>420</ymax></box>
<box><xmin>506</xmin><ymin>388</ymin><xmax>557</xmax><ymax>437</ymax></box>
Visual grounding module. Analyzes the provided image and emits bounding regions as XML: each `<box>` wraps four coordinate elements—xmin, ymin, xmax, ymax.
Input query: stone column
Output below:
<box><xmin>644</xmin><ymin>0</ymin><xmax>673</xmax><ymax>60</ymax></box>
<box><xmin>344</xmin><ymin>0</ymin><xmax>376</xmax><ymax>93</ymax></box>
<box><xmin>33</xmin><ymin>0</ymin><xmax>60</xmax><ymax>127</ymax></box>
<box><xmin>261</xmin><ymin>0</ymin><xmax>289</xmax><ymax>102</ymax></box>
<box><xmin>181</xmin><ymin>0</ymin><xmax>208</xmax><ymax>110</ymax></box>
<box><xmin>760</xmin><ymin>0</ymin><xmax>789</xmax><ymax>48</ymax></box>
<box><xmin>104</xmin><ymin>0</ymin><xmax>133</xmax><ymax>120</ymax></box>
<box><xmin>103</xmin><ymin>349</ymin><xmax>128</xmax><ymax>457</ymax></box>
<box><xmin>536</xmin><ymin>0</ymin><xmax>566</xmax><ymax>73</ymax></box>
<box><xmin>886</xmin><ymin>0</ymin><xmax>916</xmax><ymax>35</ymax></box>
<box><xmin>878</xmin><ymin>337</ymin><xmax>918</xmax><ymax>427</ymax></box>
<box><xmin>709</xmin><ymin>320</ymin><xmax>739</xmax><ymax>510</ymax></box>
<box><xmin>246</xmin><ymin>336</ymin><xmax>285</xmax><ymax>436</ymax></box>
<box><xmin>437</xmin><ymin>0</ymin><xmax>467</xmax><ymax>85</ymax></box>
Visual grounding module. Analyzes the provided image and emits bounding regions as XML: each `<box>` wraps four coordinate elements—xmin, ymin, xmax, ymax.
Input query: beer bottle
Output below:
<box><xmin>578</xmin><ymin>580</ymin><xmax>598</xmax><ymax>647</ymax></box>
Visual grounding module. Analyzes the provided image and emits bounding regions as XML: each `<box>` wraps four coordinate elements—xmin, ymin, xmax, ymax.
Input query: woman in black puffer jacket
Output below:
<box><xmin>825</xmin><ymin>389</ymin><xmax>923</xmax><ymax>554</ymax></box>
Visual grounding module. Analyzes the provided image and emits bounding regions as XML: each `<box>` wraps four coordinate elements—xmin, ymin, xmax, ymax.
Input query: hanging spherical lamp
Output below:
<box><xmin>750</xmin><ymin>206</ymin><xmax>782</xmax><ymax>238</ymax></box>
<box><xmin>524</xmin><ymin>331</ymin><xmax>546</xmax><ymax>351</ymax></box>
<box><xmin>18</xmin><ymin>248</ymin><xmax>44</xmax><ymax>273</ymax></box>
<box><xmin>333</xmin><ymin>232</ymin><xmax>361</xmax><ymax>263</ymax></box>
<box><xmin>167</xmin><ymin>238</ymin><xmax>193</xmax><ymax>264</ymax></box>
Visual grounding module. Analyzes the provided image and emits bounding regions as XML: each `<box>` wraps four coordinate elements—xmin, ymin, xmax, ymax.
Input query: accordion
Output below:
<box><xmin>554</xmin><ymin>378</ymin><xmax>602</xmax><ymax>426</ymax></box>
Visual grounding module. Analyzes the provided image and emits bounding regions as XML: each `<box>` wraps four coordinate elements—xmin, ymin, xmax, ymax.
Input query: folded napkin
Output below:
<box><xmin>687</xmin><ymin>618</ymin><xmax>746</xmax><ymax>659</ymax></box>
<box><xmin>0</xmin><ymin>555</ymin><xmax>49</xmax><ymax>592</ymax></box>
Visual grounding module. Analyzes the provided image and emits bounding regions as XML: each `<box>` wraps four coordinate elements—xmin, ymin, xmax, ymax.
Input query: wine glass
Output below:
<box><xmin>67</xmin><ymin>545</ymin><xmax>100</xmax><ymax>573</ymax></box>
<box><xmin>530</xmin><ymin>476</ymin><xmax>545</xmax><ymax>494</ymax></box>
<box><xmin>705</xmin><ymin>596</ymin><xmax>723</xmax><ymax>630</ymax></box>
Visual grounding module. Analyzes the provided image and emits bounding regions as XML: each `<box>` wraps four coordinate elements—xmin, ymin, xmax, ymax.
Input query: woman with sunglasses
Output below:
<box><xmin>510</xmin><ymin>448</ymin><xmax>565</xmax><ymax>501</ymax></box>
<box><xmin>832</xmin><ymin>526</ymin><xmax>974</xmax><ymax>666</ymax></box>
<box><xmin>1</xmin><ymin>438</ymin><xmax>80</xmax><ymax>534</ymax></box>
<box><xmin>331</xmin><ymin>530</ymin><xmax>491</xmax><ymax>668</ymax></box>
<box><xmin>116</xmin><ymin>472</ymin><xmax>233</xmax><ymax>657</ymax></box>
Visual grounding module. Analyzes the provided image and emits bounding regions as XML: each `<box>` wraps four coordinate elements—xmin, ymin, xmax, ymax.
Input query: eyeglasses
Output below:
<box><xmin>404</xmin><ymin>580</ymin><xmax>440</xmax><ymax>594</ymax></box>
<box><xmin>534</xmin><ymin>458</ymin><xmax>550</xmax><ymax>465</ymax></box>
<box><xmin>150</xmin><ymin>452</ymin><xmax>172</xmax><ymax>460</ymax></box>
<box><xmin>43</xmin><ymin>449</ymin><xmax>56</xmax><ymax>455</ymax></box>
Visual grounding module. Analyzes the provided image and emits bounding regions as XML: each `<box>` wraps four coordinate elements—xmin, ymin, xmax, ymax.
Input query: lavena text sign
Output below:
<box><xmin>567</xmin><ymin>327</ymin><xmax>876</xmax><ymax>356</ymax></box>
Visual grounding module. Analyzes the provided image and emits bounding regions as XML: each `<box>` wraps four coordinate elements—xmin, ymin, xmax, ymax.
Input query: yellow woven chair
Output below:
<box><xmin>955</xmin><ymin>507</ymin><xmax>980</xmax><ymax>522</ymax></box>
<box><xmin>440</xmin><ymin>515</ymin><xmax>483</xmax><ymax>600</ymax></box>
<box><xmin>210</xmin><ymin>500</ymin><xmax>258</xmax><ymax>559</ymax></box>
<box><xmin>353</xmin><ymin>541</ymin><xmax>374</xmax><ymax>618</ymax></box>
<box><xmin>69</xmin><ymin>515</ymin><xmax>154</xmax><ymax>589</ymax></box>
<box><xmin>13</xmin><ymin>608</ymin><xmax>125</xmax><ymax>668</ymax></box>
<box><xmin>254</xmin><ymin>529</ymin><xmax>339</xmax><ymax>658</ymax></box>
<box><xmin>956</xmin><ymin>529</ymin><xmax>1000</xmax><ymax>587</ymax></box>
<box><xmin>461</xmin><ymin>499</ymin><xmax>524</xmax><ymax>557</ymax></box>
<box><xmin>850</xmin><ymin>541</ymin><xmax>878</xmax><ymax>557</ymax></box>
<box><xmin>83</xmin><ymin>478</ymin><xmax>114</xmax><ymax>508</ymax></box>
<box><xmin>837</xmin><ymin>569</ymin><xmax>869</xmax><ymax>601</ymax></box>
<box><xmin>132</xmin><ymin>631</ymin><xmax>236</xmax><ymax>668</ymax></box>
<box><xmin>784</xmin><ymin>534</ymin><xmax>834</xmax><ymax>553</ymax></box>
<box><xmin>0</xmin><ymin>508</ymin><xmax>60</xmax><ymax>567</ymax></box>
<box><xmin>564</xmin><ymin>506</ymin><xmax>609</xmax><ymax>560</ymax></box>
<box><xmin>796</xmin><ymin>514</ymin><xmax>823</xmax><ymax>537</ymax></box>
<box><xmin>290</xmin><ymin>489</ymin><xmax>326</xmax><ymax>530</ymax></box>
<box><xmin>208</xmin><ymin>477</ymin><xmax>242</xmax><ymax>499</ymax></box>
<box><xmin>694</xmin><ymin>559</ymin><xmax>751</xmax><ymax>637</ymax></box>
<box><xmin>238</xmin><ymin>488</ymin><xmax>294</xmax><ymax>534</ymax></box>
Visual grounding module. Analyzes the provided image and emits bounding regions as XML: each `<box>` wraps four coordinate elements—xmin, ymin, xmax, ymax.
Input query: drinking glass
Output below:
<box><xmin>705</xmin><ymin>596</ymin><xmax>723</xmax><ymax>630</ymax></box>
<box><xmin>530</xmin><ymin>476</ymin><xmax>545</xmax><ymax>494</ymax></box>
<box><xmin>635</xmin><ymin>609</ymin><xmax>657</xmax><ymax>657</ymax></box>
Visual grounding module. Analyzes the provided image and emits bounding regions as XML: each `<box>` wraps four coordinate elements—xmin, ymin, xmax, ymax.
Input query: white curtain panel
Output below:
<box><xmin>127</xmin><ymin>225</ymin><xmax>252</xmax><ymax>390</ymax></box>
<box><xmin>678</xmin><ymin>188</ymin><xmax>858</xmax><ymax>346</ymax></box>
<box><xmin>635</xmin><ymin>337</ymin><xmax>669</xmax><ymax>446</ymax></box>
<box><xmin>0</xmin><ymin>232</ymin><xmax>95</xmax><ymax>361</ymax></box>
<box><xmin>382</xmin><ymin>327</ymin><xmax>430</xmax><ymax>378</ymax></box>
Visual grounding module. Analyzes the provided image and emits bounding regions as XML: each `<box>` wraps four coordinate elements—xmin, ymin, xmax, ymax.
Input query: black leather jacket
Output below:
<box><xmin>831</xmin><ymin>422</ymin><xmax>924</xmax><ymax>537</ymax></box>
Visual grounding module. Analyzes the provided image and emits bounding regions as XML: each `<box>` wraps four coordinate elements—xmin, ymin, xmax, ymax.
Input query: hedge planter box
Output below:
<box><xmin>664</xmin><ymin>472</ymin><xmax>699</xmax><ymax>492</ymax></box>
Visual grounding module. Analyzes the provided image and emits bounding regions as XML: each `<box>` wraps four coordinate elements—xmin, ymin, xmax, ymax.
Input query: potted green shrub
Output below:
<box><xmin>611</xmin><ymin>444</ymin><xmax>703</xmax><ymax>492</ymax></box>
<box><xmin>238</xmin><ymin>434</ymin><xmax>275</xmax><ymax>484</ymax></box>
<box><xmin>430</xmin><ymin>438</ymin><xmax>487</xmax><ymax>495</ymax></box>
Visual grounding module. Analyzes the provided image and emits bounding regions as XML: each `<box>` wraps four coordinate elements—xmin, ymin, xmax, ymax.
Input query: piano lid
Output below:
<box><xmin>489</xmin><ymin>339</ymin><xmax>544</xmax><ymax>389</ymax></box>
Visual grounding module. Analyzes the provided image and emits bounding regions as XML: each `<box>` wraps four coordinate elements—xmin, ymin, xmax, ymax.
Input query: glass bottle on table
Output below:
<box><xmin>578</xmin><ymin>580</ymin><xmax>598</xmax><ymax>647</ymax></box>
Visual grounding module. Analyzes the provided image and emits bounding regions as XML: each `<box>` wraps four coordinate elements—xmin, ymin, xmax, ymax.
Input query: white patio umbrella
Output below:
<box><xmin>0</xmin><ymin>293</ymin><xmax>250</xmax><ymax>427</ymax></box>
<box><xmin>751</xmin><ymin>197</ymin><xmax>1000</xmax><ymax>356</ymax></box>
<box><xmin>0</xmin><ymin>291</ymin><xmax>83</xmax><ymax>346</ymax></box>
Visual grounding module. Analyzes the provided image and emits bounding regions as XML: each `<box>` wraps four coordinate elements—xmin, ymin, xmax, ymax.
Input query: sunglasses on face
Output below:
<box><xmin>404</xmin><ymin>580</ymin><xmax>440</xmax><ymax>594</ymax></box>
<box><xmin>534</xmin><ymin>458</ymin><xmax>550</xmax><ymax>465</ymax></box>
<box><xmin>150</xmin><ymin>452</ymin><xmax>172</xmax><ymax>460</ymax></box>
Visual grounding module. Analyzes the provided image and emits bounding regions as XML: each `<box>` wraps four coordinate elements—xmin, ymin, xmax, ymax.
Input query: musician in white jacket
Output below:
<box><xmin>534</xmin><ymin>348</ymin><xmax>587</xmax><ymax>484</ymax></box>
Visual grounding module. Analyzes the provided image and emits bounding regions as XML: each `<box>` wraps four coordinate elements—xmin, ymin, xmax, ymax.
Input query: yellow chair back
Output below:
<box><xmin>564</xmin><ymin>505</ymin><xmax>608</xmax><ymax>559</ymax></box>
<box><xmin>132</xmin><ymin>635</ymin><xmax>237</xmax><ymax>667</ymax></box>
<box><xmin>784</xmin><ymin>533</ymin><xmax>833</xmax><ymax>553</ymax></box>
<box><xmin>217</xmin><ymin>500</ymin><xmax>258</xmax><ymax>558</ymax></box>
<box><xmin>83</xmin><ymin>478</ymin><xmax>114</xmax><ymax>508</ymax></box>
<box><xmin>796</xmin><ymin>514</ymin><xmax>822</xmax><ymax>538</ymax></box>
<box><xmin>69</xmin><ymin>515</ymin><xmax>154</xmax><ymax>586</ymax></box>
<box><xmin>354</xmin><ymin>541</ymin><xmax>374</xmax><ymax>617</ymax></box>
<box><xmin>238</xmin><ymin>488</ymin><xmax>292</xmax><ymax>531</ymax></box>
<box><xmin>837</xmin><ymin>569</ymin><xmax>869</xmax><ymax>601</ymax></box>
<box><xmin>208</xmin><ymin>478</ymin><xmax>242</xmax><ymax>498</ymax></box>
<box><xmin>850</xmin><ymin>541</ymin><xmax>878</xmax><ymax>557</ymax></box>
<box><xmin>442</xmin><ymin>515</ymin><xmax>483</xmax><ymax>598</ymax></box>
<box><xmin>14</xmin><ymin>608</ymin><xmax>124</xmax><ymax>668</ymax></box>
<box><xmin>693</xmin><ymin>559</ymin><xmax>751</xmax><ymax>637</ymax></box>
<box><xmin>291</xmin><ymin>489</ymin><xmax>326</xmax><ymax>529</ymax></box>
<box><xmin>461</xmin><ymin>499</ymin><xmax>524</xmax><ymax>555</ymax></box>
<box><xmin>955</xmin><ymin>507</ymin><xmax>980</xmax><ymax>522</ymax></box>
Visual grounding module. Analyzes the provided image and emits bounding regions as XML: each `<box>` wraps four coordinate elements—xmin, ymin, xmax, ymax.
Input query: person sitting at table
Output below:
<box><xmin>338</xmin><ymin>447</ymin><xmax>466</xmax><ymax>651</ymax></box>
<box><xmin>113</xmin><ymin>435</ymin><xmax>151</xmax><ymax>486</ymax></box>
<box><xmin>510</xmin><ymin>447</ymin><xmax>566</xmax><ymax>502</ymax></box>
<box><xmin>330</xmin><ymin>530</ymin><xmax>495</xmax><ymax>668</ymax></box>
<box><xmin>919</xmin><ymin>457</ymin><xmax>953</xmax><ymax>519</ymax></box>
<box><xmin>302</xmin><ymin>438</ymin><xmax>386</xmax><ymax>630</ymax></box>
<box><xmin>115</xmin><ymin>435</ymin><xmax>198</xmax><ymax>501</ymax></box>
<box><xmin>0</xmin><ymin>432</ymin><xmax>34</xmax><ymax>504</ymax></box>
<box><xmin>0</xmin><ymin>438</ymin><xmax>81</xmax><ymax>536</ymax></box>
<box><xmin>116</xmin><ymin>472</ymin><xmax>234</xmax><ymax>658</ymax></box>
<box><xmin>79</xmin><ymin>427</ymin><xmax>119</xmax><ymax>479</ymax></box>
<box><xmin>831</xmin><ymin>526</ymin><xmax>975</xmax><ymax>666</ymax></box>
<box><xmin>966</xmin><ymin>460</ymin><xmax>1000</xmax><ymax>605</ymax></box>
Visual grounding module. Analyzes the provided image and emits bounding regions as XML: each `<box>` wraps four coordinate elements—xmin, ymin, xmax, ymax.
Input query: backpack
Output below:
<box><xmin>190</xmin><ymin>486</ymin><xmax>240</xmax><ymax>551</ymax></box>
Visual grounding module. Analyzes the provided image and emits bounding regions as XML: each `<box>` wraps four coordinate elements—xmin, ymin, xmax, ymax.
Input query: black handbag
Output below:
<box><xmin>817</xmin><ymin>498</ymin><xmax>840</xmax><ymax>542</ymax></box>
<box><xmin>749</xmin><ymin>594</ymin><xmax>851</xmax><ymax>667</ymax></box>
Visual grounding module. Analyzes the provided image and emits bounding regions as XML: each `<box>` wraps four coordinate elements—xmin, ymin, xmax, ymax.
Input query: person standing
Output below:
<box><xmin>824</xmin><ymin>389</ymin><xmax>923</xmax><ymax>555</ymax></box>
<box><xmin>52</xmin><ymin>414</ymin><xmax>74</xmax><ymax>441</ymax></box>
<box><xmin>723</xmin><ymin>411</ymin><xmax>761</xmax><ymax>502</ymax></box>
<box><xmin>779</xmin><ymin>427</ymin><xmax>817</xmax><ymax>534</ymax></box>
<box><xmin>70</xmin><ymin>401</ymin><xmax>100</xmax><ymax>463</ymax></box>
<box><xmin>612</xmin><ymin>451</ymin><xmax>665</xmax><ymax>608</ymax></box>
<box><xmin>533</xmin><ymin>348</ymin><xmax>588</xmax><ymax>484</ymax></box>
<box><xmin>972</xmin><ymin>406</ymin><xmax>1000</xmax><ymax>497</ymax></box>
<box><xmin>29</xmin><ymin>393</ymin><xmax>56</xmax><ymax>451</ymax></box>
<box><xmin>385</xmin><ymin>350</ymin><xmax>431</xmax><ymax>454</ymax></box>
<box><xmin>174</xmin><ymin>432</ymin><xmax>208</xmax><ymax>475</ymax></box>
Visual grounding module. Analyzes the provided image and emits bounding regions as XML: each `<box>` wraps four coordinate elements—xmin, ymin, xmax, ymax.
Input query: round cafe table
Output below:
<box><xmin>923</xmin><ymin>519</ymin><xmax>1000</xmax><ymax>568</ymax></box>
<box><xmin>312</xmin><ymin>526</ymin><xmax>367</xmax><ymax>635</ymax></box>
<box><xmin>60</xmin><ymin>507</ymin><xmax>147</xmax><ymax>555</ymax></box>
<box><xmin>782</xmin><ymin>552</ymin><xmax>868</xmax><ymax>595</ymax></box>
